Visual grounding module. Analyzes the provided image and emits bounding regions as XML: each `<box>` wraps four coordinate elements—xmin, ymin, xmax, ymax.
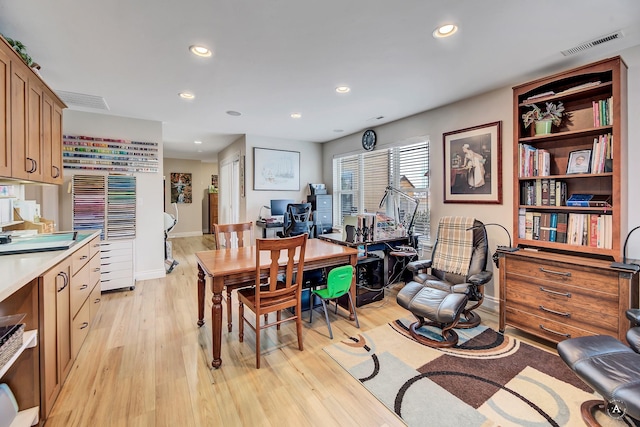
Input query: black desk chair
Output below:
<box><xmin>278</xmin><ymin>203</ymin><xmax>313</xmax><ymax>237</ymax></box>
<box><xmin>278</xmin><ymin>203</ymin><xmax>324</xmax><ymax>289</ymax></box>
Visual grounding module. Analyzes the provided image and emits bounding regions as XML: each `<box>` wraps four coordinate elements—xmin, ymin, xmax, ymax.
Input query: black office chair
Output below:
<box><xmin>278</xmin><ymin>203</ymin><xmax>323</xmax><ymax>290</ymax></box>
<box><xmin>278</xmin><ymin>203</ymin><xmax>313</xmax><ymax>237</ymax></box>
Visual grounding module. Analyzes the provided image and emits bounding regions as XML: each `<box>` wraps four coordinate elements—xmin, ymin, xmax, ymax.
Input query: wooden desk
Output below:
<box><xmin>255</xmin><ymin>219</ymin><xmax>284</xmax><ymax>238</ymax></box>
<box><xmin>196</xmin><ymin>238</ymin><xmax>358</xmax><ymax>368</ymax></box>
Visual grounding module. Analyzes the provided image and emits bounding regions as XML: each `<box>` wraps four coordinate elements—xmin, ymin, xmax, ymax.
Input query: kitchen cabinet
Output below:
<box><xmin>1</xmin><ymin>35</ymin><xmax>66</xmax><ymax>183</ymax></box>
<box><xmin>39</xmin><ymin>259</ymin><xmax>72</xmax><ymax>419</ymax></box>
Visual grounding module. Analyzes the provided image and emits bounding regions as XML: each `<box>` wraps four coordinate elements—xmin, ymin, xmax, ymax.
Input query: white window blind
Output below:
<box><xmin>333</xmin><ymin>140</ymin><xmax>430</xmax><ymax>243</ymax></box>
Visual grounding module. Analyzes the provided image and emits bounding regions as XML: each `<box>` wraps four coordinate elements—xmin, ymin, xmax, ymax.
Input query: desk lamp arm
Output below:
<box><xmin>378</xmin><ymin>185</ymin><xmax>420</xmax><ymax>236</ymax></box>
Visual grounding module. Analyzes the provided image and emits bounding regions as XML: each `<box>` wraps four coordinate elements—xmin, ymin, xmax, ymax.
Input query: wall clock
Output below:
<box><xmin>362</xmin><ymin>129</ymin><xmax>377</xmax><ymax>151</ymax></box>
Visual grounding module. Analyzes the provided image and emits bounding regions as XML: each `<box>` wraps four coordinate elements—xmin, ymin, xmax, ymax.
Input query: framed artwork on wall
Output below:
<box><xmin>253</xmin><ymin>147</ymin><xmax>300</xmax><ymax>191</ymax></box>
<box><xmin>443</xmin><ymin>121</ymin><xmax>502</xmax><ymax>204</ymax></box>
<box><xmin>170</xmin><ymin>172</ymin><xmax>192</xmax><ymax>203</ymax></box>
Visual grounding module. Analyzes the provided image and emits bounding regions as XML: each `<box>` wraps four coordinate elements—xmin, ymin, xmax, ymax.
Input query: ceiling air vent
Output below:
<box><xmin>561</xmin><ymin>30</ymin><xmax>624</xmax><ymax>56</ymax></box>
<box><xmin>56</xmin><ymin>90</ymin><xmax>110</xmax><ymax>111</ymax></box>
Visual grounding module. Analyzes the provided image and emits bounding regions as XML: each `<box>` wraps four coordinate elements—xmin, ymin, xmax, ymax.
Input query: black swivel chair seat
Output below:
<box><xmin>557</xmin><ymin>309</ymin><xmax>640</xmax><ymax>425</ymax></box>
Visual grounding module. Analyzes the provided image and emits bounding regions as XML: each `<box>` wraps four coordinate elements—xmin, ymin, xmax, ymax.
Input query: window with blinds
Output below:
<box><xmin>333</xmin><ymin>140</ymin><xmax>430</xmax><ymax>243</ymax></box>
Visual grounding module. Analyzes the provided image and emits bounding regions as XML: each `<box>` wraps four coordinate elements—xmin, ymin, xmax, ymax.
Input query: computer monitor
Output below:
<box><xmin>270</xmin><ymin>199</ymin><xmax>294</xmax><ymax>222</ymax></box>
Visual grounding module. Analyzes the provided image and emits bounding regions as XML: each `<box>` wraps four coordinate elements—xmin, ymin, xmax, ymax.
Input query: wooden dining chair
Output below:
<box><xmin>213</xmin><ymin>222</ymin><xmax>254</xmax><ymax>333</ymax></box>
<box><xmin>238</xmin><ymin>234</ymin><xmax>308</xmax><ymax>369</ymax></box>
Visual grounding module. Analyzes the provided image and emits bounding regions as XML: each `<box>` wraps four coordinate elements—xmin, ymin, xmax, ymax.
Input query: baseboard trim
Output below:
<box><xmin>168</xmin><ymin>231</ymin><xmax>203</xmax><ymax>238</ymax></box>
<box><xmin>135</xmin><ymin>268</ymin><xmax>166</xmax><ymax>281</ymax></box>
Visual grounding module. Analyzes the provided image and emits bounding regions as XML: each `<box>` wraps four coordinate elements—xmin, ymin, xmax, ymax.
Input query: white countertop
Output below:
<box><xmin>0</xmin><ymin>230</ymin><xmax>101</xmax><ymax>302</ymax></box>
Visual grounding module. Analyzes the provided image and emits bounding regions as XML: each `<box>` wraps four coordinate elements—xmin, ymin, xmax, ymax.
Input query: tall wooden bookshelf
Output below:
<box><xmin>512</xmin><ymin>56</ymin><xmax>627</xmax><ymax>260</ymax></box>
<box><xmin>499</xmin><ymin>57</ymin><xmax>638</xmax><ymax>345</ymax></box>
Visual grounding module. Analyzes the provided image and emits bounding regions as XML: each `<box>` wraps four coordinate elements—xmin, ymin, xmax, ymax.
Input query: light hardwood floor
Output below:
<box><xmin>46</xmin><ymin>235</ymin><xmax>554</xmax><ymax>427</ymax></box>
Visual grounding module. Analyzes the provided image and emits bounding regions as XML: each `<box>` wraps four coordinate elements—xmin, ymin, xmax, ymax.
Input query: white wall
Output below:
<box><xmin>322</xmin><ymin>45</ymin><xmax>640</xmax><ymax>312</ymax></box>
<box><xmin>245</xmin><ymin>135</ymin><xmax>323</xmax><ymax>229</ymax></box>
<box><xmin>60</xmin><ymin>110</ymin><xmax>165</xmax><ymax>281</ymax></box>
<box><xmin>163</xmin><ymin>158</ymin><xmax>218</xmax><ymax>236</ymax></box>
<box><xmin>216</xmin><ymin>135</ymin><xmax>323</xmax><ymax>239</ymax></box>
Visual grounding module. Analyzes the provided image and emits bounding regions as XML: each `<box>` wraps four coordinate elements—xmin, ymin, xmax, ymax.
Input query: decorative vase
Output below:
<box><xmin>535</xmin><ymin>120</ymin><xmax>552</xmax><ymax>135</ymax></box>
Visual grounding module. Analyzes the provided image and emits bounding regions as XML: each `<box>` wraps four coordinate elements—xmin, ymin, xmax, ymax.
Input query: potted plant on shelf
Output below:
<box><xmin>522</xmin><ymin>101</ymin><xmax>564</xmax><ymax>135</ymax></box>
<box><xmin>1</xmin><ymin>35</ymin><xmax>41</xmax><ymax>72</ymax></box>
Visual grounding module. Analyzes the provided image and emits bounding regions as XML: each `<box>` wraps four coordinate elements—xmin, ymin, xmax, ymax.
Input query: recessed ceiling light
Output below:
<box><xmin>189</xmin><ymin>45</ymin><xmax>212</xmax><ymax>57</ymax></box>
<box><xmin>226</xmin><ymin>110</ymin><xmax>241</xmax><ymax>116</ymax></box>
<box><xmin>179</xmin><ymin>92</ymin><xmax>195</xmax><ymax>99</ymax></box>
<box><xmin>433</xmin><ymin>24</ymin><xmax>458</xmax><ymax>38</ymax></box>
<box><xmin>290</xmin><ymin>113</ymin><xmax>302</xmax><ymax>119</ymax></box>
<box><xmin>333</xmin><ymin>129</ymin><xmax>344</xmax><ymax>133</ymax></box>
<box><xmin>194</xmin><ymin>140</ymin><xmax>202</xmax><ymax>144</ymax></box>
<box><xmin>335</xmin><ymin>86</ymin><xmax>351</xmax><ymax>94</ymax></box>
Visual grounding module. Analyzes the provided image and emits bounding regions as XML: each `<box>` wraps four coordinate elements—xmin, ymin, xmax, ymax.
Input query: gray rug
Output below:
<box><xmin>324</xmin><ymin>319</ymin><xmax>629</xmax><ymax>427</ymax></box>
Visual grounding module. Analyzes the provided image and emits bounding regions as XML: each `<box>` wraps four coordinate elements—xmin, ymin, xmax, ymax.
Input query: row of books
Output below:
<box><xmin>593</xmin><ymin>97</ymin><xmax>613</xmax><ymax>127</ymax></box>
<box><xmin>518</xmin><ymin>144</ymin><xmax>550</xmax><ymax>177</ymax></box>
<box><xmin>519</xmin><ymin>210</ymin><xmax>612</xmax><ymax>248</ymax></box>
<box><xmin>590</xmin><ymin>133</ymin><xmax>613</xmax><ymax>174</ymax></box>
<box><xmin>520</xmin><ymin>179</ymin><xmax>567</xmax><ymax>207</ymax></box>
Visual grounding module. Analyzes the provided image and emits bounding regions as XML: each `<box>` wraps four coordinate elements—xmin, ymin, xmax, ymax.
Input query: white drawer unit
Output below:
<box><xmin>100</xmin><ymin>239</ymin><xmax>135</xmax><ymax>291</ymax></box>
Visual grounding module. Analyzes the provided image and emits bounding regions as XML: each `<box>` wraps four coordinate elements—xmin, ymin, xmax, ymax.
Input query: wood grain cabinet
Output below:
<box><xmin>209</xmin><ymin>192</ymin><xmax>218</xmax><ymax>233</ymax></box>
<box><xmin>70</xmin><ymin>237</ymin><xmax>100</xmax><ymax>358</ymax></box>
<box><xmin>40</xmin><ymin>259</ymin><xmax>72</xmax><ymax>419</ymax></box>
<box><xmin>499</xmin><ymin>251</ymin><xmax>638</xmax><ymax>343</ymax></box>
<box><xmin>1</xmin><ymin>35</ymin><xmax>66</xmax><ymax>183</ymax></box>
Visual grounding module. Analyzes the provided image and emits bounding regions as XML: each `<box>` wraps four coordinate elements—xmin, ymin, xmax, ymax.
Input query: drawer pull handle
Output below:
<box><xmin>539</xmin><ymin>267</ymin><xmax>571</xmax><ymax>277</ymax></box>
<box><xmin>94</xmin><ymin>298</ymin><xmax>101</xmax><ymax>304</ymax></box>
<box><xmin>57</xmin><ymin>271</ymin><xmax>69</xmax><ymax>292</ymax></box>
<box><xmin>80</xmin><ymin>322</ymin><xmax>89</xmax><ymax>329</ymax></box>
<box><xmin>539</xmin><ymin>324</ymin><xmax>571</xmax><ymax>338</ymax></box>
<box><xmin>93</xmin><ymin>268</ymin><xmax>100</xmax><ymax>272</ymax></box>
<box><xmin>80</xmin><ymin>255</ymin><xmax>88</xmax><ymax>260</ymax></box>
<box><xmin>539</xmin><ymin>305</ymin><xmax>571</xmax><ymax>317</ymax></box>
<box><xmin>539</xmin><ymin>287</ymin><xmax>571</xmax><ymax>298</ymax></box>
<box><xmin>80</xmin><ymin>284</ymin><xmax>88</xmax><ymax>290</ymax></box>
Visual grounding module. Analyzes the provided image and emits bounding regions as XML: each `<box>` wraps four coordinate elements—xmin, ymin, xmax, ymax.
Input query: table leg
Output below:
<box><xmin>197</xmin><ymin>265</ymin><xmax>205</xmax><ymax>326</ymax></box>
<box><xmin>349</xmin><ymin>253</ymin><xmax>357</xmax><ymax>321</ymax></box>
<box><xmin>211</xmin><ymin>276</ymin><xmax>224</xmax><ymax>368</ymax></box>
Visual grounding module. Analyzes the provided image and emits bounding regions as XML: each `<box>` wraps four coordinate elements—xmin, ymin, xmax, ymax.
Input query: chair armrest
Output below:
<box><xmin>407</xmin><ymin>259</ymin><xmax>432</xmax><ymax>273</ymax></box>
<box><xmin>627</xmin><ymin>327</ymin><xmax>640</xmax><ymax>353</ymax></box>
<box><xmin>467</xmin><ymin>271</ymin><xmax>492</xmax><ymax>286</ymax></box>
<box><xmin>626</xmin><ymin>309</ymin><xmax>640</xmax><ymax>326</ymax></box>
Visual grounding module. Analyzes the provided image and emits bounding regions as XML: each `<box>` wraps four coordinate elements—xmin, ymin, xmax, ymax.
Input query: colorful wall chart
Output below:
<box><xmin>63</xmin><ymin>135</ymin><xmax>159</xmax><ymax>173</ymax></box>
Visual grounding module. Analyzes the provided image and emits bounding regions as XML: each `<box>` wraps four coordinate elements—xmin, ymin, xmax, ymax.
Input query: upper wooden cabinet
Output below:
<box><xmin>512</xmin><ymin>56</ymin><xmax>627</xmax><ymax>261</ymax></box>
<box><xmin>1</xmin><ymin>36</ymin><xmax>66</xmax><ymax>184</ymax></box>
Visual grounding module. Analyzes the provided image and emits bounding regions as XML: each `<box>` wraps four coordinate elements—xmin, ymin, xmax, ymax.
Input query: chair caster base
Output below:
<box><xmin>408</xmin><ymin>321</ymin><xmax>459</xmax><ymax>348</ymax></box>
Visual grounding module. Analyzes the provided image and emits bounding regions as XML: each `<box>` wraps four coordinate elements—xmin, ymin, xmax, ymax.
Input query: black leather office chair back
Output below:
<box><xmin>282</xmin><ymin>203</ymin><xmax>312</xmax><ymax>237</ymax></box>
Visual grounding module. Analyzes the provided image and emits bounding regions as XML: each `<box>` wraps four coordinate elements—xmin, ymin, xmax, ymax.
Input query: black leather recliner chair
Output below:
<box><xmin>396</xmin><ymin>217</ymin><xmax>492</xmax><ymax>347</ymax></box>
<box><xmin>557</xmin><ymin>309</ymin><xmax>640</xmax><ymax>425</ymax></box>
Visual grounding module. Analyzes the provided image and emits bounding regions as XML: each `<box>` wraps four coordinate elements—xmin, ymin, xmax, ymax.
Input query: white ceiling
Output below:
<box><xmin>1</xmin><ymin>1</ymin><xmax>639</xmax><ymax>162</ymax></box>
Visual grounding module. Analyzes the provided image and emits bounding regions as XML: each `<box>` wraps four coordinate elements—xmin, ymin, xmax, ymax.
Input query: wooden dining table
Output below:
<box><xmin>195</xmin><ymin>238</ymin><xmax>358</xmax><ymax>368</ymax></box>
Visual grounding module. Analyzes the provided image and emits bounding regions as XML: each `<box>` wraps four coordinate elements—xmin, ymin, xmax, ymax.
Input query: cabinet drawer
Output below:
<box><xmin>71</xmin><ymin>264</ymin><xmax>91</xmax><ymax>317</ymax></box>
<box><xmin>315</xmin><ymin>212</ymin><xmax>332</xmax><ymax>224</ymax></box>
<box><xmin>505</xmin><ymin>306</ymin><xmax>595</xmax><ymax>343</ymax></box>
<box><xmin>100</xmin><ymin>240</ymin><xmax>133</xmax><ymax>251</ymax></box>
<box><xmin>101</xmin><ymin>266</ymin><xmax>134</xmax><ymax>281</ymax></box>
<box><xmin>101</xmin><ymin>276</ymin><xmax>134</xmax><ymax>291</ymax></box>
<box><xmin>71</xmin><ymin>299</ymin><xmax>90</xmax><ymax>358</ymax></box>
<box><xmin>89</xmin><ymin>254</ymin><xmax>101</xmax><ymax>287</ymax></box>
<box><xmin>101</xmin><ymin>252</ymin><xmax>133</xmax><ymax>264</ymax></box>
<box><xmin>505</xmin><ymin>257</ymin><xmax>618</xmax><ymax>294</ymax></box>
<box><xmin>71</xmin><ymin>244</ymin><xmax>91</xmax><ymax>276</ymax></box>
<box><xmin>505</xmin><ymin>277</ymin><xmax>618</xmax><ymax>334</ymax></box>
<box><xmin>89</xmin><ymin>237</ymin><xmax>101</xmax><ymax>259</ymax></box>
<box><xmin>89</xmin><ymin>283</ymin><xmax>101</xmax><ymax>325</ymax></box>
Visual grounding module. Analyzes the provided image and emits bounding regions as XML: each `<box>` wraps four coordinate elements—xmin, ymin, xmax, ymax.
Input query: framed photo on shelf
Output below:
<box><xmin>253</xmin><ymin>147</ymin><xmax>300</xmax><ymax>191</ymax></box>
<box><xmin>443</xmin><ymin>121</ymin><xmax>502</xmax><ymax>204</ymax></box>
<box><xmin>566</xmin><ymin>149</ymin><xmax>591</xmax><ymax>174</ymax></box>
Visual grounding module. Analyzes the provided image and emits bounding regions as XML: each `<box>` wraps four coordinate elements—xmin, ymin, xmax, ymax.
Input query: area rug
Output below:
<box><xmin>324</xmin><ymin>319</ymin><xmax>629</xmax><ymax>427</ymax></box>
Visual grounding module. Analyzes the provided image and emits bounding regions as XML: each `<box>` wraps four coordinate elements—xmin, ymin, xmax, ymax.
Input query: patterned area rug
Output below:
<box><xmin>324</xmin><ymin>319</ymin><xmax>629</xmax><ymax>427</ymax></box>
